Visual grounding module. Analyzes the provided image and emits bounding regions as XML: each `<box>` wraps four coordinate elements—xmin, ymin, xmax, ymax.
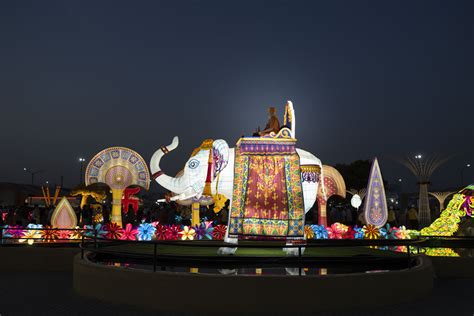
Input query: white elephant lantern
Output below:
<box><xmin>154</xmin><ymin>135</ymin><xmax>322</xmax><ymax>238</ymax></box>
<box><xmin>151</xmin><ymin>109</ymin><xmax>324</xmax><ymax>243</ymax></box>
<box><xmin>170</xmin><ymin>169</ymin><xmax>215</xmax><ymax>226</ymax></box>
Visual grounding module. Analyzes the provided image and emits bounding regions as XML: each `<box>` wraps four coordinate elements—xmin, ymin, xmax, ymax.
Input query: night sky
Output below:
<box><xmin>0</xmin><ymin>1</ymin><xmax>472</xmax><ymax>192</ymax></box>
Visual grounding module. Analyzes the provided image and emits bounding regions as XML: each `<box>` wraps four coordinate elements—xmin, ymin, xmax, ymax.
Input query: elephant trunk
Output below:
<box><xmin>150</xmin><ymin>136</ymin><xmax>188</xmax><ymax>194</ymax></box>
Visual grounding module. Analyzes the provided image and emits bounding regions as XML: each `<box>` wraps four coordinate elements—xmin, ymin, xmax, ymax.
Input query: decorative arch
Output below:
<box><xmin>317</xmin><ymin>165</ymin><xmax>346</xmax><ymax>226</ymax></box>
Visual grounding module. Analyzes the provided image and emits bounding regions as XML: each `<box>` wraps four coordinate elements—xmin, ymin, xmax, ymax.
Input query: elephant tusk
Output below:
<box><xmin>156</xmin><ymin>192</ymin><xmax>197</xmax><ymax>203</ymax></box>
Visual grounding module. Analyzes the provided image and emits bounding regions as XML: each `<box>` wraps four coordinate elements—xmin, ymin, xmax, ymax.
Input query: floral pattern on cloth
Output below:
<box><xmin>228</xmin><ymin>148</ymin><xmax>304</xmax><ymax>239</ymax></box>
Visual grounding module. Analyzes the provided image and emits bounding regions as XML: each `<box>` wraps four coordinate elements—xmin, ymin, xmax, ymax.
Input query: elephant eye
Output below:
<box><xmin>188</xmin><ymin>159</ymin><xmax>200</xmax><ymax>169</ymax></box>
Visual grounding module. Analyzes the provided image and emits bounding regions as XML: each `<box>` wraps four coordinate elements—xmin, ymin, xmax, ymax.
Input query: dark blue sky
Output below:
<box><xmin>0</xmin><ymin>1</ymin><xmax>472</xmax><ymax>191</ymax></box>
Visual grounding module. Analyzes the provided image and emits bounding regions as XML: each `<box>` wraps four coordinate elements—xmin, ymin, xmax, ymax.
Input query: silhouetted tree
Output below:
<box><xmin>334</xmin><ymin>160</ymin><xmax>371</xmax><ymax>190</ymax></box>
<box><xmin>334</xmin><ymin>160</ymin><xmax>387</xmax><ymax>190</ymax></box>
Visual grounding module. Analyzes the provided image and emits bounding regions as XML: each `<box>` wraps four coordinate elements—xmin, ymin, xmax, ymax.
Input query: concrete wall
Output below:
<box><xmin>0</xmin><ymin>246</ymin><xmax>79</xmax><ymax>272</ymax></box>
<box><xmin>74</xmin><ymin>253</ymin><xmax>434</xmax><ymax>313</ymax></box>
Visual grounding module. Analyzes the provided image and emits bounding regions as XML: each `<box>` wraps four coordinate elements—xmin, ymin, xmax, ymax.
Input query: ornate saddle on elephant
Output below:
<box><xmin>228</xmin><ymin>129</ymin><xmax>305</xmax><ymax>240</ymax></box>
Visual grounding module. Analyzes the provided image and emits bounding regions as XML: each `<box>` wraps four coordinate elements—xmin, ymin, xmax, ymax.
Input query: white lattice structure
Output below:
<box><xmin>429</xmin><ymin>191</ymin><xmax>454</xmax><ymax>213</ymax></box>
<box><xmin>398</xmin><ymin>155</ymin><xmax>449</xmax><ymax>228</ymax></box>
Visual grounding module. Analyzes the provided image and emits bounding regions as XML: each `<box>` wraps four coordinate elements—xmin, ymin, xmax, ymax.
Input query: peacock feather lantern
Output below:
<box><xmin>85</xmin><ymin>147</ymin><xmax>150</xmax><ymax>227</ymax></box>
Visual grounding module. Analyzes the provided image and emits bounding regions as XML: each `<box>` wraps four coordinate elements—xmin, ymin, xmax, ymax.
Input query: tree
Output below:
<box><xmin>334</xmin><ymin>159</ymin><xmax>388</xmax><ymax>191</ymax></box>
<box><xmin>334</xmin><ymin>160</ymin><xmax>371</xmax><ymax>190</ymax></box>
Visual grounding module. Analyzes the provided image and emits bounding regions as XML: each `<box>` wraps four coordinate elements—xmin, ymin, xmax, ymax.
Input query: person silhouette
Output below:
<box><xmin>258</xmin><ymin>107</ymin><xmax>281</xmax><ymax>136</ymax></box>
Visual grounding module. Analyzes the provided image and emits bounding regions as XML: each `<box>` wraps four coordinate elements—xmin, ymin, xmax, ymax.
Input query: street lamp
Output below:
<box><xmin>79</xmin><ymin>158</ymin><xmax>86</xmax><ymax>184</ymax></box>
<box><xmin>461</xmin><ymin>163</ymin><xmax>471</xmax><ymax>187</ymax></box>
<box><xmin>23</xmin><ymin>168</ymin><xmax>45</xmax><ymax>185</ymax></box>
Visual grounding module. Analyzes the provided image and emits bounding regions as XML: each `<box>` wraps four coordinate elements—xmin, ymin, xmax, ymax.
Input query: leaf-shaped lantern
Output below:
<box><xmin>51</xmin><ymin>197</ymin><xmax>77</xmax><ymax>229</ymax></box>
<box><xmin>363</xmin><ymin>158</ymin><xmax>388</xmax><ymax>228</ymax></box>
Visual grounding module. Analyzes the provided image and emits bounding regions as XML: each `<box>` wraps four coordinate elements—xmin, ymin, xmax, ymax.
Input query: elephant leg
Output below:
<box><xmin>283</xmin><ymin>239</ymin><xmax>306</xmax><ymax>256</ymax></box>
<box><xmin>217</xmin><ymin>228</ymin><xmax>238</xmax><ymax>255</ymax></box>
<box><xmin>217</xmin><ymin>245</ymin><xmax>238</xmax><ymax>255</ymax></box>
<box><xmin>218</xmin><ymin>269</ymin><xmax>237</xmax><ymax>275</ymax></box>
<box><xmin>285</xmin><ymin>267</ymin><xmax>306</xmax><ymax>276</ymax></box>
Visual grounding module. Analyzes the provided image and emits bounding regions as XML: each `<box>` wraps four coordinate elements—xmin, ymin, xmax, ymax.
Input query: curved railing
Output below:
<box><xmin>1</xmin><ymin>226</ymin><xmax>473</xmax><ymax>275</ymax></box>
<box><xmin>79</xmin><ymin>236</ymin><xmax>431</xmax><ymax>274</ymax></box>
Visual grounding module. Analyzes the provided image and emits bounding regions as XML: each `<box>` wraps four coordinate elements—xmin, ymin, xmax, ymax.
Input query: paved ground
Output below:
<box><xmin>0</xmin><ymin>272</ymin><xmax>472</xmax><ymax>315</ymax></box>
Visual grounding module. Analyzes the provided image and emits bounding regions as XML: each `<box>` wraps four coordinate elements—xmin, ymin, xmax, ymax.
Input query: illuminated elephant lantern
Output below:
<box><xmin>150</xmin><ymin>133</ymin><xmax>325</xmax><ymax>250</ymax></box>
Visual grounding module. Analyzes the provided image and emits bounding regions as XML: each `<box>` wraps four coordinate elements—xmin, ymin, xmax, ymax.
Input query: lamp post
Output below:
<box><xmin>461</xmin><ymin>163</ymin><xmax>471</xmax><ymax>187</ymax></box>
<box><xmin>23</xmin><ymin>168</ymin><xmax>45</xmax><ymax>185</ymax></box>
<box><xmin>79</xmin><ymin>158</ymin><xmax>86</xmax><ymax>185</ymax></box>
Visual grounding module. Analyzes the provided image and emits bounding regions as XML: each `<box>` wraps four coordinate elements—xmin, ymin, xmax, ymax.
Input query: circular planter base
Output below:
<box><xmin>74</xmin><ymin>252</ymin><xmax>434</xmax><ymax>313</ymax></box>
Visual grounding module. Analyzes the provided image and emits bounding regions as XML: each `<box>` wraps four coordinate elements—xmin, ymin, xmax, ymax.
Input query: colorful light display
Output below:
<box><xmin>150</xmin><ymin>102</ymin><xmax>325</xmax><ymax>244</ymax></box>
<box><xmin>50</xmin><ymin>197</ymin><xmax>77</xmax><ymax>229</ymax></box>
<box><xmin>228</xmin><ymin>135</ymin><xmax>305</xmax><ymax>239</ymax></box>
<box><xmin>420</xmin><ymin>185</ymin><xmax>473</xmax><ymax>236</ymax></box>
<box><xmin>363</xmin><ymin>158</ymin><xmax>388</xmax><ymax>228</ymax></box>
<box><xmin>85</xmin><ymin>147</ymin><xmax>150</xmax><ymax>227</ymax></box>
<box><xmin>0</xmin><ymin>221</ymin><xmax>413</xmax><ymax>242</ymax></box>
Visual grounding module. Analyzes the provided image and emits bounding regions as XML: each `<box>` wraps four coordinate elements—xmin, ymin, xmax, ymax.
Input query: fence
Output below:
<box><xmin>78</xmin><ymin>235</ymin><xmax>474</xmax><ymax>275</ymax></box>
<box><xmin>1</xmin><ymin>226</ymin><xmax>473</xmax><ymax>276</ymax></box>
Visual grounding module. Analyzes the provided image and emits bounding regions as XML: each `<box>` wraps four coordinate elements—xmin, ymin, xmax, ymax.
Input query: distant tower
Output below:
<box><xmin>429</xmin><ymin>191</ymin><xmax>454</xmax><ymax>213</ymax></box>
<box><xmin>398</xmin><ymin>154</ymin><xmax>449</xmax><ymax>228</ymax></box>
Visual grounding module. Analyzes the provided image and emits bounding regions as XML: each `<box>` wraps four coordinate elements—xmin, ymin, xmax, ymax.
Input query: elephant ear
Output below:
<box><xmin>212</xmin><ymin>139</ymin><xmax>229</xmax><ymax>179</ymax></box>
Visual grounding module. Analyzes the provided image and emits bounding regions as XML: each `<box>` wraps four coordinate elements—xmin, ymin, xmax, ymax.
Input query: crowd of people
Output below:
<box><xmin>0</xmin><ymin>205</ymin><xmax>52</xmax><ymax>227</ymax></box>
<box><xmin>0</xmin><ymin>200</ymin><xmax>230</xmax><ymax>228</ymax></box>
<box><xmin>326</xmin><ymin>205</ymin><xmax>423</xmax><ymax>229</ymax></box>
<box><xmin>1</xmin><ymin>198</ymin><xmax>428</xmax><ymax>230</ymax></box>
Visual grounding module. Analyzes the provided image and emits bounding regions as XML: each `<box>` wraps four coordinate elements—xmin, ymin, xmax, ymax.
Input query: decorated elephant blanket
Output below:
<box><xmin>228</xmin><ymin>137</ymin><xmax>305</xmax><ymax>240</ymax></box>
